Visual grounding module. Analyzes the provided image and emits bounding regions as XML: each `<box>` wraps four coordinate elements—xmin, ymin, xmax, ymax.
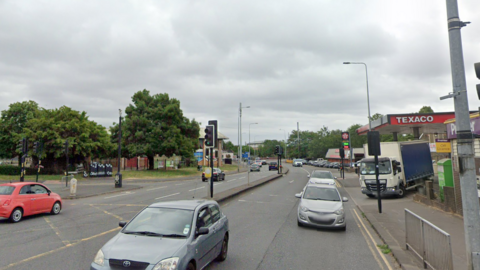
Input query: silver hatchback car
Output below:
<box><xmin>91</xmin><ymin>200</ymin><xmax>229</xmax><ymax>270</ymax></box>
<box><xmin>295</xmin><ymin>184</ymin><xmax>348</xmax><ymax>230</ymax></box>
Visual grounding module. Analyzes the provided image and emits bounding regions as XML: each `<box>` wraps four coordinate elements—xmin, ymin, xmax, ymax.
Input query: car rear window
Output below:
<box><xmin>0</xmin><ymin>186</ymin><xmax>15</xmax><ymax>195</ymax></box>
<box><xmin>311</xmin><ymin>172</ymin><xmax>333</xmax><ymax>179</ymax></box>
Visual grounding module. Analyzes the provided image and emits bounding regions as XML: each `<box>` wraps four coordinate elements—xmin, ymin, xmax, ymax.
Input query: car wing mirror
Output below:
<box><xmin>334</xmin><ymin>177</ymin><xmax>337</xmax><ymax>179</ymax></box>
<box><xmin>295</xmin><ymin>193</ymin><xmax>302</xmax><ymax>198</ymax></box>
<box><xmin>196</xmin><ymin>227</ymin><xmax>209</xmax><ymax>236</ymax></box>
<box><xmin>119</xmin><ymin>221</ymin><xmax>127</xmax><ymax>227</ymax></box>
<box><xmin>342</xmin><ymin>197</ymin><xmax>349</xmax><ymax>202</ymax></box>
<box><xmin>47</xmin><ymin>190</ymin><xmax>51</xmax><ymax>196</ymax></box>
<box><xmin>308</xmin><ymin>174</ymin><xmax>310</xmax><ymax>178</ymax></box>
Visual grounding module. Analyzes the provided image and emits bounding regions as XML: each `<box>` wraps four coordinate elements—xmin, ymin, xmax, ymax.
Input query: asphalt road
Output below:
<box><xmin>0</xmin><ymin>164</ymin><xmax>399</xmax><ymax>270</ymax></box>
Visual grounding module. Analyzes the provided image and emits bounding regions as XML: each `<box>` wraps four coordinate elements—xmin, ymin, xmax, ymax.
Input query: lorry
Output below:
<box><xmin>358</xmin><ymin>141</ymin><xmax>434</xmax><ymax>198</ymax></box>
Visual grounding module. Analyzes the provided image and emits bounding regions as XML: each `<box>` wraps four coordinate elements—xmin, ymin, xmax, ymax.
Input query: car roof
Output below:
<box><xmin>148</xmin><ymin>200</ymin><xmax>216</xmax><ymax>210</ymax></box>
<box><xmin>0</xmin><ymin>182</ymin><xmax>40</xmax><ymax>187</ymax></box>
<box><xmin>305</xmin><ymin>183</ymin><xmax>338</xmax><ymax>190</ymax></box>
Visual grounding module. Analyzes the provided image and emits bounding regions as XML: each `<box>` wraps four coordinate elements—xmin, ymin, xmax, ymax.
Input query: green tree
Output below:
<box><xmin>23</xmin><ymin>106</ymin><xmax>115</xmax><ymax>173</ymax></box>
<box><xmin>0</xmin><ymin>101</ymin><xmax>39</xmax><ymax>161</ymax></box>
<box><xmin>419</xmin><ymin>106</ymin><xmax>434</xmax><ymax>113</ymax></box>
<box><xmin>122</xmin><ymin>90</ymin><xmax>200</xmax><ymax>170</ymax></box>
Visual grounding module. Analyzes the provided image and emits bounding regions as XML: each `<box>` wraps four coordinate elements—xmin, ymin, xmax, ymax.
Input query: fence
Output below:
<box><xmin>405</xmin><ymin>209</ymin><xmax>453</xmax><ymax>270</ymax></box>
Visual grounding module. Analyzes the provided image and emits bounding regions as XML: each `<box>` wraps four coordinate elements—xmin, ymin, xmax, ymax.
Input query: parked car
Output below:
<box><xmin>0</xmin><ymin>182</ymin><xmax>62</xmax><ymax>223</ymax></box>
<box><xmin>202</xmin><ymin>168</ymin><xmax>225</xmax><ymax>181</ymax></box>
<box><xmin>250</xmin><ymin>164</ymin><xmax>261</xmax><ymax>172</ymax></box>
<box><xmin>91</xmin><ymin>200</ymin><xmax>229</xmax><ymax>270</ymax></box>
<box><xmin>309</xmin><ymin>170</ymin><xmax>337</xmax><ymax>185</ymax></box>
<box><xmin>331</xmin><ymin>162</ymin><xmax>340</xmax><ymax>169</ymax></box>
<box><xmin>268</xmin><ymin>162</ymin><xmax>278</xmax><ymax>171</ymax></box>
<box><xmin>295</xmin><ymin>183</ymin><xmax>348</xmax><ymax>230</ymax></box>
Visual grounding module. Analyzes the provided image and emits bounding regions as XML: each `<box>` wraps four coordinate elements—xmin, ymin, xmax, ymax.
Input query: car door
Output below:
<box><xmin>208</xmin><ymin>204</ymin><xmax>224</xmax><ymax>257</ymax></box>
<box><xmin>17</xmin><ymin>185</ymin><xmax>35</xmax><ymax>216</ymax></box>
<box><xmin>193</xmin><ymin>207</ymin><xmax>215</xmax><ymax>269</ymax></box>
<box><xmin>30</xmin><ymin>184</ymin><xmax>53</xmax><ymax>213</ymax></box>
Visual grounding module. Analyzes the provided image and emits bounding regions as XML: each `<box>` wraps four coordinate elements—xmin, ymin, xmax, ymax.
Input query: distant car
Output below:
<box><xmin>309</xmin><ymin>170</ymin><xmax>337</xmax><ymax>185</ymax></box>
<box><xmin>250</xmin><ymin>164</ymin><xmax>261</xmax><ymax>172</ymax></box>
<box><xmin>293</xmin><ymin>159</ymin><xmax>303</xmax><ymax>167</ymax></box>
<box><xmin>331</xmin><ymin>162</ymin><xmax>340</xmax><ymax>169</ymax></box>
<box><xmin>261</xmin><ymin>160</ymin><xmax>267</xmax><ymax>165</ymax></box>
<box><xmin>295</xmin><ymin>183</ymin><xmax>347</xmax><ymax>230</ymax></box>
<box><xmin>301</xmin><ymin>159</ymin><xmax>308</xmax><ymax>165</ymax></box>
<box><xmin>269</xmin><ymin>162</ymin><xmax>278</xmax><ymax>171</ymax></box>
<box><xmin>0</xmin><ymin>182</ymin><xmax>62</xmax><ymax>223</ymax></box>
<box><xmin>255</xmin><ymin>161</ymin><xmax>262</xmax><ymax>167</ymax></box>
<box><xmin>202</xmin><ymin>168</ymin><xmax>225</xmax><ymax>182</ymax></box>
<box><xmin>91</xmin><ymin>200</ymin><xmax>229</xmax><ymax>270</ymax></box>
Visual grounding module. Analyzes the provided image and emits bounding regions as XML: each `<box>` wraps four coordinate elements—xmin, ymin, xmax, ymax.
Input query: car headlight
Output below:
<box><xmin>300</xmin><ymin>206</ymin><xmax>309</xmax><ymax>212</ymax></box>
<box><xmin>334</xmin><ymin>208</ymin><xmax>344</xmax><ymax>215</ymax></box>
<box><xmin>93</xmin><ymin>249</ymin><xmax>104</xmax><ymax>266</ymax></box>
<box><xmin>153</xmin><ymin>257</ymin><xmax>179</xmax><ymax>270</ymax></box>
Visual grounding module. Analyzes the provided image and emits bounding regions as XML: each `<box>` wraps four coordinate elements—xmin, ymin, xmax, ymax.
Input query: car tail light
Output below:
<box><xmin>3</xmin><ymin>199</ymin><xmax>11</xmax><ymax>206</ymax></box>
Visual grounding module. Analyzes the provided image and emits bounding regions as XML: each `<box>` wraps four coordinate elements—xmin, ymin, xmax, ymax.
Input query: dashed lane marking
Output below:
<box><xmin>155</xmin><ymin>192</ymin><xmax>181</xmax><ymax>200</ymax></box>
<box><xmin>104</xmin><ymin>191</ymin><xmax>134</xmax><ymax>199</ymax></box>
<box><xmin>146</xmin><ymin>186</ymin><xmax>167</xmax><ymax>191</ymax></box>
<box><xmin>189</xmin><ymin>187</ymin><xmax>205</xmax><ymax>192</ymax></box>
<box><xmin>226</xmin><ymin>179</ymin><xmax>237</xmax><ymax>182</ymax></box>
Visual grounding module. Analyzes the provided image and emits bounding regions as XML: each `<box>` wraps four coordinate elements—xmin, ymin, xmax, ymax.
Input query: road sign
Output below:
<box><xmin>204</xmin><ymin>168</ymin><xmax>212</xmax><ymax>178</ymax></box>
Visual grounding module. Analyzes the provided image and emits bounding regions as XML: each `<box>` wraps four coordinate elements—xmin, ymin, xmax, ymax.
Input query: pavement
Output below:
<box><xmin>339</xmin><ymin>171</ymin><xmax>467</xmax><ymax>270</ymax></box>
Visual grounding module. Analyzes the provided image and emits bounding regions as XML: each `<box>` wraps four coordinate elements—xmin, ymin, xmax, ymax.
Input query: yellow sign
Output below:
<box><xmin>204</xmin><ymin>168</ymin><xmax>212</xmax><ymax>178</ymax></box>
<box><xmin>436</xmin><ymin>142</ymin><xmax>451</xmax><ymax>153</ymax></box>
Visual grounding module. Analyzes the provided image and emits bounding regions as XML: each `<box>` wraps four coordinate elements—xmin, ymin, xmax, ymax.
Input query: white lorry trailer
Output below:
<box><xmin>359</xmin><ymin>141</ymin><xmax>434</xmax><ymax>198</ymax></box>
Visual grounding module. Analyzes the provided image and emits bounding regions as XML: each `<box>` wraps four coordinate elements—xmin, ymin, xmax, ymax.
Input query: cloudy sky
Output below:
<box><xmin>1</xmin><ymin>0</ymin><xmax>479</xmax><ymax>145</ymax></box>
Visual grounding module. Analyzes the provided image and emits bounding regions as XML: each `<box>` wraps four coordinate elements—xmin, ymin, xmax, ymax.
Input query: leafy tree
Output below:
<box><xmin>122</xmin><ymin>90</ymin><xmax>200</xmax><ymax>170</ymax></box>
<box><xmin>23</xmin><ymin>106</ymin><xmax>115</xmax><ymax>173</ymax></box>
<box><xmin>0</xmin><ymin>101</ymin><xmax>39</xmax><ymax>161</ymax></box>
<box><xmin>419</xmin><ymin>106</ymin><xmax>434</xmax><ymax>113</ymax></box>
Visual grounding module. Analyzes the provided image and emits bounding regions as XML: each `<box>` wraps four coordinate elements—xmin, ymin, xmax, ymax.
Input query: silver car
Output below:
<box><xmin>91</xmin><ymin>200</ymin><xmax>229</xmax><ymax>270</ymax></box>
<box><xmin>308</xmin><ymin>170</ymin><xmax>337</xmax><ymax>186</ymax></box>
<box><xmin>295</xmin><ymin>184</ymin><xmax>348</xmax><ymax>230</ymax></box>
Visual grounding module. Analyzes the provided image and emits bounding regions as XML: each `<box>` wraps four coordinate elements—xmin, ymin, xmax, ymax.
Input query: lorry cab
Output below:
<box><xmin>358</xmin><ymin>157</ymin><xmax>406</xmax><ymax>198</ymax></box>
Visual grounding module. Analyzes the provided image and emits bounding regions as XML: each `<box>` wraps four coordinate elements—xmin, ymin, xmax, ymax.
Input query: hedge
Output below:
<box><xmin>0</xmin><ymin>165</ymin><xmax>47</xmax><ymax>175</ymax></box>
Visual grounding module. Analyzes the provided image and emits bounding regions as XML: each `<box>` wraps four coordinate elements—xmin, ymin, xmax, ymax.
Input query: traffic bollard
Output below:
<box><xmin>70</xmin><ymin>178</ymin><xmax>77</xmax><ymax>197</ymax></box>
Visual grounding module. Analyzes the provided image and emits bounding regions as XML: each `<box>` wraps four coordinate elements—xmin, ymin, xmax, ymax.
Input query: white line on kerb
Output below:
<box><xmin>189</xmin><ymin>186</ymin><xmax>205</xmax><ymax>192</ymax></box>
<box><xmin>147</xmin><ymin>186</ymin><xmax>167</xmax><ymax>191</ymax></box>
<box><xmin>155</xmin><ymin>193</ymin><xmax>180</xmax><ymax>200</ymax></box>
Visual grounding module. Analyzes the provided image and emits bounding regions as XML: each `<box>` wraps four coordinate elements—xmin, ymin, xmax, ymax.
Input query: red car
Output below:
<box><xmin>0</xmin><ymin>182</ymin><xmax>62</xmax><ymax>223</ymax></box>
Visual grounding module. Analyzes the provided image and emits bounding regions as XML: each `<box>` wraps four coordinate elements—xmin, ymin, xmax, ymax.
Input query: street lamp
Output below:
<box><xmin>115</xmin><ymin>109</ymin><xmax>123</xmax><ymax>188</ymax></box>
<box><xmin>343</xmin><ymin>62</ymin><xmax>371</xmax><ymax>131</ymax></box>
<box><xmin>238</xmin><ymin>103</ymin><xmax>250</xmax><ymax>172</ymax></box>
<box><xmin>279</xmin><ymin>129</ymin><xmax>288</xmax><ymax>159</ymax></box>
<box><xmin>249</xmin><ymin>123</ymin><xmax>258</xmax><ymax>160</ymax></box>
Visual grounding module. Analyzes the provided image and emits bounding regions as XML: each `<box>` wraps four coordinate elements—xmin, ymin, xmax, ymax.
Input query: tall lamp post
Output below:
<box><xmin>249</xmin><ymin>123</ymin><xmax>258</xmax><ymax>161</ymax></box>
<box><xmin>115</xmin><ymin>109</ymin><xmax>122</xmax><ymax>188</ymax></box>
<box><xmin>343</xmin><ymin>62</ymin><xmax>371</xmax><ymax>131</ymax></box>
<box><xmin>238</xmin><ymin>103</ymin><xmax>250</xmax><ymax>172</ymax></box>
<box><xmin>280</xmin><ymin>129</ymin><xmax>288</xmax><ymax>159</ymax></box>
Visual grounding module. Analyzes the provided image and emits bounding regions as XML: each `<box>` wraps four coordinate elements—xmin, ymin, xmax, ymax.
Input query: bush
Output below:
<box><xmin>0</xmin><ymin>165</ymin><xmax>48</xmax><ymax>175</ymax></box>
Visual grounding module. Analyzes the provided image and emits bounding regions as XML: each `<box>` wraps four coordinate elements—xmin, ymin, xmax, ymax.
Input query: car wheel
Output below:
<box><xmin>186</xmin><ymin>262</ymin><xmax>195</xmax><ymax>270</ymax></box>
<box><xmin>51</xmin><ymin>202</ymin><xmax>61</xmax><ymax>215</ymax></box>
<box><xmin>9</xmin><ymin>208</ymin><xmax>23</xmax><ymax>223</ymax></box>
<box><xmin>340</xmin><ymin>225</ymin><xmax>346</xmax><ymax>231</ymax></box>
<box><xmin>216</xmin><ymin>234</ymin><xmax>228</xmax><ymax>261</ymax></box>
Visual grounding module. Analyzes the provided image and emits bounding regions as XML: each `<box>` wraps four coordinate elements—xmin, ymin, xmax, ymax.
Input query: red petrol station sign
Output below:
<box><xmin>389</xmin><ymin>114</ymin><xmax>455</xmax><ymax>125</ymax></box>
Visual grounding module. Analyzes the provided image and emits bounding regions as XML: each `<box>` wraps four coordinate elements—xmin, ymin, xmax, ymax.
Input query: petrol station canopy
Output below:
<box><xmin>355</xmin><ymin>112</ymin><xmax>462</xmax><ymax>136</ymax></box>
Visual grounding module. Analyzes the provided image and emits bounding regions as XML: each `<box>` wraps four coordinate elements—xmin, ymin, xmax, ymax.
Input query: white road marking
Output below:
<box><xmin>155</xmin><ymin>193</ymin><xmax>180</xmax><ymax>200</ymax></box>
<box><xmin>214</xmin><ymin>182</ymin><xmax>224</xmax><ymax>186</ymax></box>
<box><xmin>227</xmin><ymin>179</ymin><xmax>237</xmax><ymax>182</ymax></box>
<box><xmin>239</xmin><ymin>177</ymin><xmax>246</xmax><ymax>179</ymax></box>
<box><xmin>104</xmin><ymin>192</ymin><xmax>133</xmax><ymax>199</ymax></box>
<box><xmin>289</xmin><ymin>180</ymin><xmax>294</xmax><ymax>183</ymax></box>
<box><xmin>175</xmin><ymin>183</ymin><xmax>186</xmax><ymax>186</ymax></box>
<box><xmin>147</xmin><ymin>186</ymin><xmax>167</xmax><ymax>191</ymax></box>
<box><xmin>189</xmin><ymin>186</ymin><xmax>205</xmax><ymax>192</ymax></box>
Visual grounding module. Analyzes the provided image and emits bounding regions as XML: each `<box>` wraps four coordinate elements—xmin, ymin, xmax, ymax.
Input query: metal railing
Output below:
<box><xmin>405</xmin><ymin>209</ymin><xmax>453</xmax><ymax>270</ymax></box>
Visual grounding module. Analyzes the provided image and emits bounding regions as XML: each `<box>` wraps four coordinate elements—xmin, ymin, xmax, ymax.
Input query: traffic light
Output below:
<box><xmin>33</xmin><ymin>142</ymin><xmax>38</xmax><ymax>154</ymax></box>
<box><xmin>64</xmin><ymin>139</ymin><xmax>69</xmax><ymax>155</ymax></box>
<box><xmin>204</xmin><ymin>125</ymin><xmax>215</xmax><ymax>148</ymax></box>
<box><xmin>475</xmin><ymin>62</ymin><xmax>480</xmax><ymax>99</ymax></box>
<box><xmin>275</xmin><ymin>145</ymin><xmax>279</xmax><ymax>155</ymax></box>
<box><xmin>339</xmin><ymin>148</ymin><xmax>345</xmax><ymax>159</ymax></box>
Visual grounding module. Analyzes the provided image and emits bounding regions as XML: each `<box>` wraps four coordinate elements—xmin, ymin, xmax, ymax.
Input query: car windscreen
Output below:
<box><xmin>360</xmin><ymin>161</ymin><xmax>392</xmax><ymax>175</ymax></box>
<box><xmin>303</xmin><ymin>186</ymin><xmax>340</xmax><ymax>201</ymax></box>
<box><xmin>311</xmin><ymin>171</ymin><xmax>333</xmax><ymax>179</ymax></box>
<box><xmin>123</xmin><ymin>207</ymin><xmax>194</xmax><ymax>237</ymax></box>
<box><xmin>0</xmin><ymin>186</ymin><xmax>15</xmax><ymax>195</ymax></box>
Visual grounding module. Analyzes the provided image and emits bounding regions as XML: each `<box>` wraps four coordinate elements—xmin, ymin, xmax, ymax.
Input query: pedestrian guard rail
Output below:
<box><xmin>405</xmin><ymin>209</ymin><xmax>453</xmax><ymax>270</ymax></box>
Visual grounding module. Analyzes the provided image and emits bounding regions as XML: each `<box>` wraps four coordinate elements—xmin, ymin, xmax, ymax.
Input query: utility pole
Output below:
<box><xmin>297</xmin><ymin>122</ymin><xmax>300</xmax><ymax>157</ymax></box>
<box><xmin>442</xmin><ymin>1</ymin><xmax>480</xmax><ymax>268</ymax></box>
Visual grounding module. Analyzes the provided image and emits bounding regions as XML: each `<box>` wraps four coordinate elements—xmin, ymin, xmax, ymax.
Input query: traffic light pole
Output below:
<box><xmin>443</xmin><ymin>1</ymin><xmax>480</xmax><ymax>268</ymax></box>
<box><xmin>210</xmin><ymin>151</ymin><xmax>213</xmax><ymax>198</ymax></box>
<box><xmin>65</xmin><ymin>140</ymin><xmax>69</xmax><ymax>187</ymax></box>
